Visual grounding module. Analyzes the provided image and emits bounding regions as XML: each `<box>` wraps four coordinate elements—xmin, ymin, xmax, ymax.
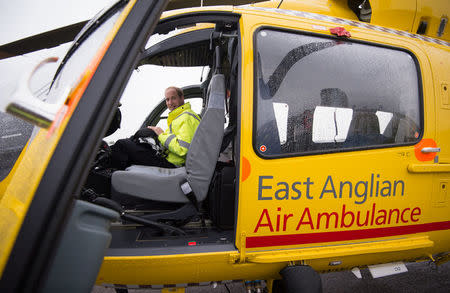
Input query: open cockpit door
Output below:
<box><xmin>0</xmin><ymin>0</ymin><xmax>169</xmax><ymax>291</ymax></box>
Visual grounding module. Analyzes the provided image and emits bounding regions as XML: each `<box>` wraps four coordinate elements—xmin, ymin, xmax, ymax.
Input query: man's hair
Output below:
<box><xmin>166</xmin><ymin>86</ymin><xmax>184</xmax><ymax>98</ymax></box>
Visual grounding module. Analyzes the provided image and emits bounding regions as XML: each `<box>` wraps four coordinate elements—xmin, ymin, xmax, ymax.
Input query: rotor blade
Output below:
<box><xmin>0</xmin><ymin>21</ymin><xmax>87</xmax><ymax>60</ymax></box>
<box><xmin>0</xmin><ymin>0</ymin><xmax>264</xmax><ymax>60</ymax></box>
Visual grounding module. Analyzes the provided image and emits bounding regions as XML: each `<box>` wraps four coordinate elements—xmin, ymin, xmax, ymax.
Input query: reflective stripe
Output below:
<box><xmin>164</xmin><ymin>134</ymin><xmax>176</xmax><ymax>149</ymax></box>
<box><xmin>169</xmin><ymin>124</ymin><xmax>173</xmax><ymax>133</ymax></box>
<box><xmin>173</xmin><ymin>111</ymin><xmax>201</xmax><ymax>123</ymax></box>
<box><xmin>178</xmin><ymin>139</ymin><xmax>190</xmax><ymax>149</ymax></box>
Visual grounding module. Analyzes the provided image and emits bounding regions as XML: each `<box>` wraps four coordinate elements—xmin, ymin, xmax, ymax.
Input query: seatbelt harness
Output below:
<box><xmin>180</xmin><ymin>181</ymin><xmax>200</xmax><ymax>211</ymax></box>
<box><xmin>180</xmin><ymin>180</ymin><xmax>206</xmax><ymax>229</ymax></box>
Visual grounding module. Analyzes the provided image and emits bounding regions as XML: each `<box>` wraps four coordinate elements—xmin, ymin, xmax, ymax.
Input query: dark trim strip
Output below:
<box><xmin>246</xmin><ymin>221</ymin><xmax>450</xmax><ymax>248</ymax></box>
<box><xmin>155</xmin><ymin>12</ymin><xmax>240</xmax><ymax>34</ymax></box>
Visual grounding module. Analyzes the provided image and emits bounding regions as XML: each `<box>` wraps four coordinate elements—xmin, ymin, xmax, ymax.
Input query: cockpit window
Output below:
<box><xmin>254</xmin><ymin>28</ymin><xmax>422</xmax><ymax>157</ymax></box>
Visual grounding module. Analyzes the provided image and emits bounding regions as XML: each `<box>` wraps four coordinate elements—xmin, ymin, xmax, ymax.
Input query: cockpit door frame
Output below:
<box><xmin>0</xmin><ymin>0</ymin><xmax>169</xmax><ymax>291</ymax></box>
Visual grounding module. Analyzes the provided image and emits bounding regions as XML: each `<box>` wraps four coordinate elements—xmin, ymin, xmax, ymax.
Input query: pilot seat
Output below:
<box><xmin>110</xmin><ymin>73</ymin><xmax>225</xmax><ymax>223</ymax></box>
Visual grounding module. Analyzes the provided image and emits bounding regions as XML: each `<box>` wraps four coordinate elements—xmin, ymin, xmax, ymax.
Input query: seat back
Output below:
<box><xmin>185</xmin><ymin>74</ymin><xmax>225</xmax><ymax>201</ymax></box>
<box><xmin>346</xmin><ymin>111</ymin><xmax>384</xmax><ymax>146</ymax></box>
<box><xmin>348</xmin><ymin>111</ymin><xmax>380</xmax><ymax>136</ymax></box>
<box><xmin>320</xmin><ymin>88</ymin><xmax>349</xmax><ymax>108</ymax></box>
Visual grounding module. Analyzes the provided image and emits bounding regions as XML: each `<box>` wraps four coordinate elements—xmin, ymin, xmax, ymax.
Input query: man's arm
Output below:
<box><xmin>157</xmin><ymin>118</ymin><xmax>199</xmax><ymax>157</ymax></box>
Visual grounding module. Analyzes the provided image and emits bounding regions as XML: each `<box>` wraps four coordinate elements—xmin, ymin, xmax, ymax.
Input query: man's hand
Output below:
<box><xmin>131</xmin><ymin>127</ymin><xmax>156</xmax><ymax>142</ymax></box>
<box><xmin>148</xmin><ymin>126</ymin><xmax>164</xmax><ymax>136</ymax></box>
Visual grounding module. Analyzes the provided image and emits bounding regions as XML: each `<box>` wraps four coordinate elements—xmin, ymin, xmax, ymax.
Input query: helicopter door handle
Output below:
<box><xmin>421</xmin><ymin>147</ymin><xmax>441</xmax><ymax>153</ymax></box>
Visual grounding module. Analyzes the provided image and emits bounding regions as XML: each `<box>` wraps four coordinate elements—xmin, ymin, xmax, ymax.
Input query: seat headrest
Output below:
<box><xmin>206</xmin><ymin>74</ymin><xmax>225</xmax><ymax>110</ymax></box>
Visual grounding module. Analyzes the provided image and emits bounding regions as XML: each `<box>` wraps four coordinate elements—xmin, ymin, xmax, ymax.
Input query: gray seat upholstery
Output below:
<box><xmin>111</xmin><ymin>74</ymin><xmax>225</xmax><ymax>203</ymax></box>
<box><xmin>348</xmin><ymin>111</ymin><xmax>380</xmax><ymax>136</ymax></box>
<box><xmin>345</xmin><ymin>110</ymin><xmax>384</xmax><ymax>147</ymax></box>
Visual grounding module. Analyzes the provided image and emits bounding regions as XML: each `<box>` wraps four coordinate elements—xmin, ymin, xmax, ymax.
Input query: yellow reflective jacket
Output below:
<box><xmin>158</xmin><ymin>102</ymin><xmax>200</xmax><ymax>166</ymax></box>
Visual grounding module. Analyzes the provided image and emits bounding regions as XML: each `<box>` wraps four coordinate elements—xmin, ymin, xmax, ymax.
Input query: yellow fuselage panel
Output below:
<box><xmin>98</xmin><ymin>5</ymin><xmax>450</xmax><ymax>285</ymax></box>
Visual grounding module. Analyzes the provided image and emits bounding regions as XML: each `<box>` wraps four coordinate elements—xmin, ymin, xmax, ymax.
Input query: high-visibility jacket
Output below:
<box><xmin>158</xmin><ymin>102</ymin><xmax>201</xmax><ymax>166</ymax></box>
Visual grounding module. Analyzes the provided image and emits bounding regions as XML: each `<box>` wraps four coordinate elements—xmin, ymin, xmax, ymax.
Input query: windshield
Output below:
<box><xmin>46</xmin><ymin>1</ymin><xmax>126</xmax><ymax>105</ymax></box>
<box><xmin>0</xmin><ymin>1</ymin><xmax>127</xmax><ymax>182</ymax></box>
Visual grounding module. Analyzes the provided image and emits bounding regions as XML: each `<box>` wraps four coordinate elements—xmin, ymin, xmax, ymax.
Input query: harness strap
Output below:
<box><xmin>180</xmin><ymin>181</ymin><xmax>200</xmax><ymax>211</ymax></box>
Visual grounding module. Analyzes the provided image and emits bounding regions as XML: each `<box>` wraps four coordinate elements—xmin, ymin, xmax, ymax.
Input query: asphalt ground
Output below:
<box><xmin>93</xmin><ymin>260</ymin><xmax>450</xmax><ymax>292</ymax></box>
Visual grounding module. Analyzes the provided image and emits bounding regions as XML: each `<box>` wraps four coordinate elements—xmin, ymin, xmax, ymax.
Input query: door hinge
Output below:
<box><xmin>229</xmin><ymin>232</ymin><xmax>247</xmax><ymax>264</ymax></box>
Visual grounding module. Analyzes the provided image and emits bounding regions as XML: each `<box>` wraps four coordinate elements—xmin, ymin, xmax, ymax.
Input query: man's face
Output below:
<box><xmin>165</xmin><ymin>88</ymin><xmax>184</xmax><ymax>111</ymax></box>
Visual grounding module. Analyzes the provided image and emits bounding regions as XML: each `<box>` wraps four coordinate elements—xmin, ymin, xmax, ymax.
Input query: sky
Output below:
<box><xmin>0</xmin><ymin>0</ymin><xmax>205</xmax><ymax>142</ymax></box>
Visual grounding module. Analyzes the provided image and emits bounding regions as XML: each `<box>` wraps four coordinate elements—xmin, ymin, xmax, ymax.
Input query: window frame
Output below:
<box><xmin>252</xmin><ymin>26</ymin><xmax>424</xmax><ymax>159</ymax></box>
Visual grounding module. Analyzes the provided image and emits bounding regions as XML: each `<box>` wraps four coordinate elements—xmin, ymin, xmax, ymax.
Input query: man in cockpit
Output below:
<box><xmin>110</xmin><ymin>86</ymin><xmax>201</xmax><ymax>169</ymax></box>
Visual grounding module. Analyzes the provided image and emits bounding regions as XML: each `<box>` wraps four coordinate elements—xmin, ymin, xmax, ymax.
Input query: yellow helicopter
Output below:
<box><xmin>0</xmin><ymin>0</ymin><xmax>449</xmax><ymax>292</ymax></box>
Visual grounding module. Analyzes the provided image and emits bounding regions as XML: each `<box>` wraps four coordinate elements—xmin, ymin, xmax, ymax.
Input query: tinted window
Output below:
<box><xmin>254</xmin><ymin>29</ymin><xmax>421</xmax><ymax>157</ymax></box>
